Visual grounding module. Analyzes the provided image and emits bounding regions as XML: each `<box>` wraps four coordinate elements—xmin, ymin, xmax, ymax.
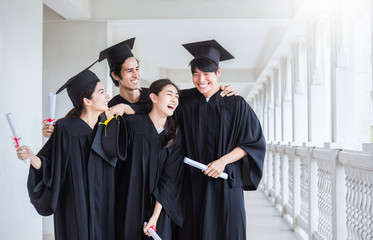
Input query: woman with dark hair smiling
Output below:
<box><xmin>15</xmin><ymin>69</ymin><xmax>119</xmax><ymax>240</ymax></box>
<box><xmin>111</xmin><ymin>79</ymin><xmax>185</xmax><ymax>240</ymax></box>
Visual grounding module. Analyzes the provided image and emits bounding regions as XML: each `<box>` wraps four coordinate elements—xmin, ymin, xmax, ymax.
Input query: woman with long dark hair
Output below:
<box><xmin>16</xmin><ymin>70</ymin><xmax>118</xmax><ymax>240</ymax></box>
<box><xmin>112</xmin><ymin>79</ymin><xmax>185</xmax><ymax>240</ymax></box>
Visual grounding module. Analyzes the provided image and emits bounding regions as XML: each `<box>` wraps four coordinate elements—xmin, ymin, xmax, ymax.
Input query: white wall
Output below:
<box><xmin>43</xmin><ymin>21</ymin><xmax>108</xmax><ymax>121</ymax></box>
<box><xmin>0</xmin><ymin>1</ymin><xmax>43</xmax><ymax>239</ymax></box>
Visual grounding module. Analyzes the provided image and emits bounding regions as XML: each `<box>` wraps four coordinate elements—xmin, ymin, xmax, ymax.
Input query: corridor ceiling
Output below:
<box><xmin>43</xmin><ymin>0</ymin><xmax>324</xmax><ymax>100</ymax></box>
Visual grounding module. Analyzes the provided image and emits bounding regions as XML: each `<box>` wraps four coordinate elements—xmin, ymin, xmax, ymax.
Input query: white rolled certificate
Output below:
<box><xmin>143</xmin><ymin>222</ymin><xmax>162</xmax><ymax>240</ymax></box>
<box><xmin>49</xmin><ymin>92</ymin><xmax>56</xmax><ymax>125</ymax></box>
<box><xmin>6</xmin><ymin>112</ymin><xmax>29</xmax><ymax>163</ymax></box>
<box><xmin>184</xmin><ymin>157</ymin><xmax>228</xmax><ymax>180</ymax></box>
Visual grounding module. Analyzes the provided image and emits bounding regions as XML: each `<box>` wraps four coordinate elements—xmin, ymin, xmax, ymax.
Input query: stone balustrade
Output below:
<box><xmin>260</xmin><ymin>142</ymin><xmax>373</xmax><ymax>240</ymax></box>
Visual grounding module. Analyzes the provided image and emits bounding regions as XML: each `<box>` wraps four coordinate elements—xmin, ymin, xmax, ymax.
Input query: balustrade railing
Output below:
<box><xmin>261</xmin><ymin>142</ymin><xmax>373</xmax><ymax>240</ymax></box>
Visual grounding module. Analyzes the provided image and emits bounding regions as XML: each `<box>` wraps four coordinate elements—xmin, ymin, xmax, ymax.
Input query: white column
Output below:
<box><xmin>0</xmin><ymin>1</ymin><xmax>43</xmax><ymax>239</ymax></box>
<box><xmin>263</xmin><ymin>83</ymin><xmax>269</xmax><ymax>141</ymax></box>
<box><xmin>267</xmin><ymin>77</ymin><xmax>275</xmax><ymax>142</ymax></box>
<box><xmin>371</xmin><ymin>1</ymin><xmax>373</xmax><ymax>142</ymax></box>
<box><xmin>292</xmin><ymin>41</ymin><xmax>308</xmax><ymax>144</ymax></box>
<box><xmin>307</xmin><ymin>20</ymin><xmax>331</xmax><ymax>145</ymax></box>
<box><xmin>258</xmin><ymin>89</ymin><xmax>264</xmax><ymax>127</ymax></box>
<box><xmin>330</xmin><ymin>0</ymin><xmax>358</xmax><ymax>146</ymax></box>
<box><xmin>281</xmin><ymin>57</ymin><xmax>293</xmax><ymax>143</ymax></box>
<box><xmin>254</xmin><ymin>91</ymin><xmax>264</xmax><ymax>130</ymax></box>
<box><xmin>353</xmin><ymin>2</ymin><xmax>372</xmax><ymax>144</ymax></box>
<box><xmin>273</xmin><ymin>69</ymin><xmax>282</xmax><ymax>142</ymax></box>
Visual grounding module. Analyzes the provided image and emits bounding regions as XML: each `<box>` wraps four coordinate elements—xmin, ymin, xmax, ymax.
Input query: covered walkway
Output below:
<box><xmin>245</xmin><ymin>191</ymin><xmax>301</xmax><ymax>240</ymax></box>
<box><xmin>1</xmin><ymin>0</ymin><xmax>373</xmax><ymax>240</ymax></box>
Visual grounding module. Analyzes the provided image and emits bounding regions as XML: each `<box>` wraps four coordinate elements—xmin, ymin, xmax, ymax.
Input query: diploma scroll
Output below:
<box><xmin>184</xmin><ymin>157</ymin><xmax>228</xmax><ymax>180</ymax></box>
<box><xmin>143</xmin><ymin>222</ymin><xmax>162</xmax><ymax>240</ymax></box>
<box><xmin>42</xmin><ymin>92</ymin><xmax>56</xmax><ymax>125</ymax></box>
<box><xmin>6</xmin><ymin>113</ymin><xmax>29</xmax><ymax>163</ymax></box>
<box><xmin>48</xmin><ymin>92</ymin><xmax>56</xmax><ymax>125</ymax></box>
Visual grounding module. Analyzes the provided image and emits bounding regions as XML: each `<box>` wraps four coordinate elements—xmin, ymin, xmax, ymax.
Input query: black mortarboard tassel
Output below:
<box><xmin>182</xmin><ymin>39</ymin><xmax>234</xmax><ymax>65</ymax></box>
<box><xmin>98</xmin><ymin>37</ymin><xmax>135</xmax><ymax>70</ymax></box>
<box><xmin>56</xmin><ymin>68</ymin><xmax>100</xmax><ymax>107</ymax></box>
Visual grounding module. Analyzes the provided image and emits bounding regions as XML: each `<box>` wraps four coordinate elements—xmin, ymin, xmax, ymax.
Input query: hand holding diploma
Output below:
<box><xmin>6</xmin><ymin>112</ymin><xmax>29</xmax><ymax>163</ymax></box>
<box><xmin>48</xmin><ymin>92</ymin><xmax>56</xmax><ymax>124</ymax></box>
<box><xmin>42</xmin><ymin>92</ymin><xmax>56</xmax><ymax>138</ymax></box>
<box><xmin>184</xmin><ymin>157</ymin><xmax>228</xmax><ymax>179</ymax></box>
<box><xmin>15</xmin><ymin>146</ymin><xmax>42</xmax><ymax>170</ymax></box>
<box><xmin>143</xmin><ymin>222</ymin><xmax>162</xmax><ymax>240</ymax></box>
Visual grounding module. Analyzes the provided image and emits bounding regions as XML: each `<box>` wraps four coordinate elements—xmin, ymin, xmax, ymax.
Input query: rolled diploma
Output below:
<box><xmin>6</xmin><ymin>112</ymin><xmax>29</xmax><ymax>163</ymax></box>
<box><xmin>184</xmin><ymin>157</ymin><xmax>228</xmax><ymax>180</ymax></box>
<box><xmin>49</xmin><ymin>92</ymin><xmax>56</xmax><ymax>125</ymax></box>
<box><xmin>143</xmin><ymin>222</ymin><xmax>162</xmax><ymax>240</ymax></box>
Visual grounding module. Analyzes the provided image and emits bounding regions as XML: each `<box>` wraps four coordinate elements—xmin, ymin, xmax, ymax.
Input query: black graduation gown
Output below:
<box><xmin>108</xmin><ymin>88</ymin><xmax>149</xmax><ymax>114</ymax></box>
<box><xmin>115</xmin><ymin>114</ymin><xmax>185</xmax><ymax>240</ymax></box>
<box><xmin>175</xmin><ymin>88</ymin><xmax>266</xmax><ymax>240</ymax></box>
<box><xmin>27</xmin><ymin>118</ymin><xmax>117</xmax><ymax>240</ymax></box>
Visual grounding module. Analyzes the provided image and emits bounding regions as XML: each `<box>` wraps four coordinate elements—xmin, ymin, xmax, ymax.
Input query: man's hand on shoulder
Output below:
<box><xmin>220</xmin><ymin>85</ymin><xmax>239</xmax><ymax>97</ymax></box>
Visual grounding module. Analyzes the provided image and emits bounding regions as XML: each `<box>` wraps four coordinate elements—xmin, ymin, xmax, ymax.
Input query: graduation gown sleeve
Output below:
<box><xmin>232</xmin><ymin>99</ymin><xmax>266</xmax><ymax>190</ymax></box>
<box><xmin>153</xmin><ymin>132</ymin><xmax>185</xmax><ymax>227</ymax></box>
<box><xmin>27</xmin><ymin>120</ymin><xmax>70</xmax><ymax>216</ymax></box>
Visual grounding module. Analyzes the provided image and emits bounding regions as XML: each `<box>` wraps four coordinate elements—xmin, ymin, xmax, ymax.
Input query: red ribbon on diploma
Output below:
<box><xmin>42</xmin><ymin>118</ymin><xmax>55</xmax><ymax>125</ymax></box>
<box><xmin>11</xmin><ymin>136</ymin><xmax>21</xmax><ymax>148</ymax></box>
<box><xmin>149</xmin><ymin>225</ymin><xmax>157</xmax><ymax>233</ymax></box>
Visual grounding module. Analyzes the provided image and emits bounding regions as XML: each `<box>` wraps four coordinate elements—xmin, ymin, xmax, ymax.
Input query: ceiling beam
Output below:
<box><xmin>44</xmin><ymin>0</ymin><xmax>92</xmax><ymax>20</ymax></box>
<box><xmin>91</xmin><ymin>0</ymin><xmax>295</xmax><ymax>20</ymax></box>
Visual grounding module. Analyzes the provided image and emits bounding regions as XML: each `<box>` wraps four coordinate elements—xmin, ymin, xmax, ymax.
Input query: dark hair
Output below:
<box><xmin>146</xmin><ymin>79</ymin><xmax>180</xmax><ymax>148</ymax></box>
<box><xmin>189</xmin><ymin>57</ymin><xmax>219</xmax><ymax>74</ymax></box>
<box><xmin>109</xmin><ymin>57</ymin><xmax>140</xmax><ymax>87</ymax></box>
<box><xmin>64</xmin><ymin>81</ymin><xmax>98</xmax><ymax>119</ymax></box>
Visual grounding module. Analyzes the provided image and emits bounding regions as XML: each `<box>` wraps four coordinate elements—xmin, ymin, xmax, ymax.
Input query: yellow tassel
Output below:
<box><xmin>99</xmin><ymin>115</ymin><xmax>118</xmax><ymax>137</ymax></box>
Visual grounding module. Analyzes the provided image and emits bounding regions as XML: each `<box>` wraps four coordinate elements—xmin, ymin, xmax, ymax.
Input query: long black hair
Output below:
<box><xmin>64</xmin><ymin>81</ymin><xmax>98</xmax><ymax>119</ymax></box>
<box><xmin>146</xmin><ymin>79</ymin><xmax>180</xmax><ymax>148</ymax></box>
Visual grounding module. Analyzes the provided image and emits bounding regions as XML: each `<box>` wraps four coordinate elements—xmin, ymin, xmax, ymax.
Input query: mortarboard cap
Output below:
<box><xmin>182</xmin><ymin>39</ymin><xmax>234</xmax><ymax>65</ymax></box>
<box><xmin>101</xmin><ymin>114</ymin><xmax>127</xmax><ymax>161</ymax></box>
<box><xmin>56</xmin><ymin>67</ymin><xmax>100</xmax><ymax>107</ymax></box>
<box><xmin>98</xmin><ymin>37</ymin><xmax>135</xmax><ymax>70</ymax></box>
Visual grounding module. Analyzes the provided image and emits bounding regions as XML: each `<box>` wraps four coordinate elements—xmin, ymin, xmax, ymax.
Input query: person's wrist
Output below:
<box><xmin>151</xmin><ymin>212</ymin><xmax>160</xmax><ymax>219</ymax></box>
<box><xmin>30</xmin><ymin>155</ymin><xmax>41</xmax><ymax>169</ymax></box>
<box><xmin>219</xmin><ymin>156</ymin><xmax>229</xmax><ymax>166</ymax></box>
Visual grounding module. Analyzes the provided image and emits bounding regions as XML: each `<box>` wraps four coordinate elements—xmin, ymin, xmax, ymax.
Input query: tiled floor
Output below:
<box><xmin>43</xmin><ymin>235</ymin><xmax>54</xmax><ymax>240</ymax></box>
<box><xmin>245</xmin><ymin>190</ymin><xmax>301</xmax><ymax>240</ymax></box>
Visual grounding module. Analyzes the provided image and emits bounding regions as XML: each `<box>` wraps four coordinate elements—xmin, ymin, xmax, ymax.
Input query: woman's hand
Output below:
<box><xmin>143</xmin><ymin>201</ymin><xmax>162</xmax><ymax>237</ymax></box>
<box><xmin>16</xmin><ymin>146</ymin><xmax>42</xmax><ymax>169</ymax></box>
<box><xmin>143</xmin><ymin>216</ymin><xmax>158</xmax><ymax>237</ymax></box>
<box><xmin>42</xmin><ymin>123</ymin><xmax>55</xmax><ymax>138</ymax></box>
<box><xmin>16</xmin><ymin>146</ymin><xmax>34</xmax><ymax>160</ymax></box>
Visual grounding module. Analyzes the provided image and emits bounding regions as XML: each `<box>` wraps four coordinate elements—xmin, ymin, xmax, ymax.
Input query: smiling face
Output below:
<box><xmin>192</xmin><ymin>67</ymin><xmax>221</xmax><ymax>98</ymax></box>
<box><xmin>85</xmin><ymin>82</ymin><xmax>110</xmax><ymax>112</ymax></box>
<box><xmin>111</xmin><ymin>57</ymin><xmax>140</xmax><ymax>91</ymax></box>
<box><xmin>150</xmin><ymin>84</ymin><xmax>179</xmax><ymax>117</ymax></box>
